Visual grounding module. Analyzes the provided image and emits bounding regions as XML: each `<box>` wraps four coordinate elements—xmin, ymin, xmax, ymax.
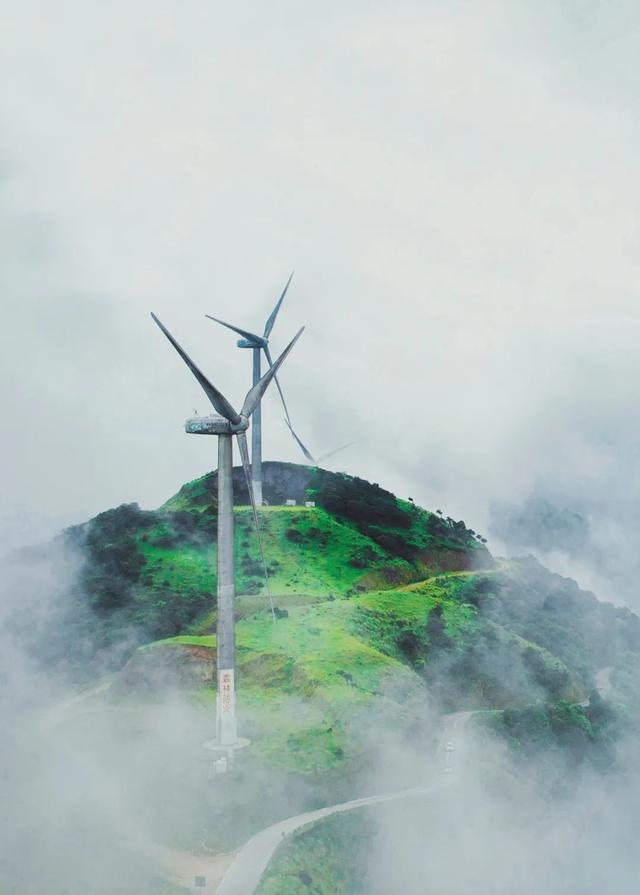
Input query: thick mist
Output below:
<box><xmin>3</xmin><ymin>511</ymin><xmax>640</xmax><ymax>894</ymax></box>
<box><xmin>2</xmin><ymin>3</ymin><xmax>640</xmax><ymax>894</ymax></box>
<box><xmin>2</xmin><ymin>0</ymin><xmax>640</xmax><ymax>609</ymax></box>
<box><xmin>352</xmin><ymin>699</ymin><xmax>640</xmax><ymax>895</ymax></box>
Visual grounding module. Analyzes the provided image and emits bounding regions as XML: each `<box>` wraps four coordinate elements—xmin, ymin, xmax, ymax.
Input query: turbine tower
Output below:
<box><xmin>205</xmin><ymin>273</ymin><xmax>312</xmax><ymax>505</ymax></box>
<box><xmin>151</xmin><ymin>312</ymin><xmax>304</xmax><ymax>748</ymax></box>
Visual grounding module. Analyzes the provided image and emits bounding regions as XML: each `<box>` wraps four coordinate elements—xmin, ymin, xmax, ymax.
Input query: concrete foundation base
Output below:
<box><xmin>203</xmin><ymin>737</ymin><xmax>251</xmax><ymax>776</ymax></box>
<box><xmin>202</xmin><ymin>737</ymin><xmax>251</xmax><ymax>754</ymax></box>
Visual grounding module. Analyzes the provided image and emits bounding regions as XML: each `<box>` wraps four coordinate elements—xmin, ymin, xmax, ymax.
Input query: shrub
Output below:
<box><xmin>285</xmin><ymin>527</ymin><xmax>303</xmax><ymax>543</ymax></box>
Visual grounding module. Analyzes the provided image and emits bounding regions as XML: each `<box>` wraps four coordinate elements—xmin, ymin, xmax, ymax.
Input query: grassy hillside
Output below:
<box><xmin>256</xmin><ymin>811</ymin><xmax>372</xmax><ymax>895</ymax></box>
<box><xmin>48</xmin><ymin>463</ymin><xmax>489</xmax><ymax>679</ymax></box>
<box><xmin>24</xmin><ymin>461</ymin><xmax>634</xmax><ymax>772</ymax></box>
<box><xmin>18</xmin><ymin>462</ymin><xmax>640</xmax><ymax>732</ymax></box>
<box><xmin>114</xmin><ymin>560</ymin><xmax>634</xmax><ymax>778</ymax></box>
<box><xmin>12</xmin><ymin>460</ymin><xmax>640</xmax><ymax>895</ymax></box>
<box><xmin>18</xmin><ymin>459</ymin><xmax>640</xmax><ymax>878</ymax></box>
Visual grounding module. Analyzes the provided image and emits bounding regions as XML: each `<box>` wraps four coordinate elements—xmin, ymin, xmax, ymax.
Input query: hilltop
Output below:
<box><xmin>41</xmin><ymin>462</ymin><xmax>487</xmax><ymax>676</ymax></box>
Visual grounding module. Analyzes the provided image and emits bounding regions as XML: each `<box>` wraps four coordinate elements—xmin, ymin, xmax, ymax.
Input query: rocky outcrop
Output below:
<box><xmin>112</xmin><ymin>643</ymin><xmax>213</xmax><ymax>694</ymax></box>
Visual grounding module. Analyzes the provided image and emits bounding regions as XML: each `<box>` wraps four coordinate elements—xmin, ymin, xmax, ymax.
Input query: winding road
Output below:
<box><xmin>214</xmin><ymin>668</ymin><xmax>615</xmax><ymax>895</ymax></box>
<box><xmin>214</xmin><ymin>710</ymin><xmax>472</xmax><ymax>895</ymax></box>
<box><xmin>40</xmin><ymin>665</ymin><xmax>614</xmax><ymax>894</ymax></box>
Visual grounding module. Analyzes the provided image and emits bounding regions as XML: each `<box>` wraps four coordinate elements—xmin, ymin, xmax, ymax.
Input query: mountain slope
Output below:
<box><xmin>15</xmin><ymin>463</ymin><xmax>640</xmax><ymax>715</ymax></box>
<box><xmin>16</xmin><ymin>461</ymin><xmax>640</xmax><ymax>868</ymax></box>
<box><xmin>45</xmin><ymin>463</ymin><xmax>488</xmax><ymax>677</ymax></box>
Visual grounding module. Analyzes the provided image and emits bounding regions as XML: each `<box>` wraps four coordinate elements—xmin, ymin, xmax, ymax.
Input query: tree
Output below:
<box><xmin>426</xmin><ymin>604</ymin><xmax>452</xmax><ymax>650</ymax></box>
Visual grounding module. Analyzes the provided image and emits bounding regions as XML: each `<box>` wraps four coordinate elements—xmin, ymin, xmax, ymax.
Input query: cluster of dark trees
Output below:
<box><xmin>395</xmin><ymin>604</ymin><xmax>453</xmax><ymax>667</ymax></box>
<box><xmin>480</xmin><ymin>557</ymin><xmax>640</xmax><ymax>677</ymax></box>
<box><xmin>61</xmin><ymin>504</ymin><xmax>211</xmax><ymax>672</ymax></box>
<box><xmin>495</xmin><ymin>696</ymin><xmax>620</xmax><ymax>775</ymax></box>
<box><xmin>425</xmin><ymin>509</ymin><xmax>487</xmax><ymax>546</ymax></box>
<box><xmin>312</xmin><ymin>472</ymin><xmax>410</xmax><ymax>529</ymax></box>
<box><xmin>67</xmin><ymin>503</ymin><xmax>154</xmax><ymax>613</ymax></box>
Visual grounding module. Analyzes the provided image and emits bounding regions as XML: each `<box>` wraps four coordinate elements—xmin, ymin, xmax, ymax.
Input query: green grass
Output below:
<box><xmin>134</xmin><ymin>576</ymin><xmax>502</xmax><ymax>771</ymax></box>
<box><xmin>144</xmin><ymin>634</ymin><xmax>216</xmax><ymax>649</ymax></box>
<box><xmin>350</xmin><ymin>574</ymin><xmax>483</xmax><ymax>664</ymax></box>
<box><xmin>144</xmin><ymin>586</ymin><xmax>432</xmax><ymax>772</ymax></box>
<box><xmin>234</xmin><ymin>506</ymin><xmax>413</xmax><ymax>596</ymax></box>
<box><xmin>138</xmin><ymin>535</ymin><xmax>213</xmax><ymax>595</ymax></box>
<box><xmin>255</xmin><ymin>811</ymin><xmax>371</xmax><ymax>895</ymax></box>
<box><xmin>127</xmin><ymin>563</ymin><xmax>593</xmax><ymax>771</ymax></box>
<box><xmin>135</xmin><ymin>506</ymin><xmax>422</xmax><ymax>608</ymax></box>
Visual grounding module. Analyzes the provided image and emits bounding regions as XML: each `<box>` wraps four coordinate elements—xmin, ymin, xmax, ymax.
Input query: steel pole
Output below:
<box><xmin>216</xmin><ymin>433</ymin><xmax>237</xmax><ymax>746</ymax></box>
<box><xmin>251</xmin><ymin>347</ymin><xmax>263</xmax><ymax>506</ymax></box>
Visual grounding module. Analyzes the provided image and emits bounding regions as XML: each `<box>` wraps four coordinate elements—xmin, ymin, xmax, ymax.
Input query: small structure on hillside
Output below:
<box><xmin>285</xmin><ymin>498</ymin><xmax>297</xmax><ymax>506</ymax></box>
<box><xmin>305</xmin><ymin>500</ymin><xmax>316</xmax><ymax>508</ymax></box>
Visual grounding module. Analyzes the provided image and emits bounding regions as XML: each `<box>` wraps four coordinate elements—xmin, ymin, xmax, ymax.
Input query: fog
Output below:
<box><xmin>5</xmin><ymin>533</ymin><xmax>640</xmax><ymax>893</ymax></box>
<box><xmin>364</xmin><ymin>745</ymin><xmax>640</xmax><ymax>894</ymax></box>
<box><xmin>2</xmin><ymin>2</ymin><xmax>640</xmax><ymax>894</ymax></box>
<box><xmin>0</xmin><ymin>545</ymin><xmax>322</xmax><ymax>893</ymax></box>
<box><xmin>1</xmin><ymin>0</ymin><xmax>639</xmax><ymax>605</ymax></box>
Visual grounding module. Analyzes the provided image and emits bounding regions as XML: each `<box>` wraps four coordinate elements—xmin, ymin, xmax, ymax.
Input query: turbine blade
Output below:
<box><xmin>150</xmin><ymin>313</ymin><xmax>241</xmax><ymax>424</ymax></box>
<box><xmin>205</xmin><ymin>314</ymin><xmax>263</xmax><ymax>346</ymax></box>
<box><xmin>241</xmin><ymin>326</ymin><xmax>305</xmax><ymax>418</ymax></box>
<box><xmin>236</xmin><ymin>431</ymin><xmax>276</xmax><ymax>622</ymax></box>
<box><xmin>263</xmin><ymin>271</ymin><xmax>294</xmax><ymax>339</ymax></box>
<box><xmin>285</xmin><ymin>419</ymin><xmax>317</xmax><ymax>464</ymax></box>
<box><xmin>317</xmin><ymin>441</ymin><xmax>357</xmax><ymax>465</ymax></box>
<box><xmin>263</xmin><ymin>345</ymin><xmax>293</xmax><ymax>427</ymax></box>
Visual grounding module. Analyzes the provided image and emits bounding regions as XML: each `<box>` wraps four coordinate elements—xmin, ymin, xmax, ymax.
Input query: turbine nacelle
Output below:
<box><xmin>237</xmin><ymin>337</ymin><xmax>266</xmax><ymax>349</ymax></box>
<box><xmin>185</xmin><ymin>414</ymin><xmax>249</xmax><ymax>435</ymax></box>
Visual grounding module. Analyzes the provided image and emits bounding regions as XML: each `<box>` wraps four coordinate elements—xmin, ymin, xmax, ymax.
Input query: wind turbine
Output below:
<box><xmin>151</xmin><ymin>312</ymin><xmax>304</xmax><ymax>748</ymax></box>
<box><xmin>205</xmin><ymin>272</ymin><xmax>312</xmax><ymax>504</ymax></box>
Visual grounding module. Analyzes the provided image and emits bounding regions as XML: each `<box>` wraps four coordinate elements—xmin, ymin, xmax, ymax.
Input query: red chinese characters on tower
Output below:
<box><xmin>220</xmin><ymin>669</ymin><xmax>234</xmax><ymax>714</ymax></box>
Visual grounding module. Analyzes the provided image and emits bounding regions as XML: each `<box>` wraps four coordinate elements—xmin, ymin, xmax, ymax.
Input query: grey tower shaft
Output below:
<box><xmin>251</xmin><ymin>348</ymin><xmax>262</xmax><ymax>506</ymax></box>
<box><xmin>216</xmin><ymin>433</ymin><xmax>237</xmax><ymax>746</ymax></box>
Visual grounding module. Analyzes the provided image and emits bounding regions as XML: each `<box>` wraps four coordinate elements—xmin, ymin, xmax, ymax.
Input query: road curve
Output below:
<box><xmin>213</xmin><ymin>663</ymin><xmax>616</xmax><ymax>894</ymax></box>
<box><xmin>215</xmin><ymin>712</ymin><xmax>473</xmax><ymax>895</ymax></box>
<box><xmin>215</xmin><ymin>780</ymin><xmax>454</xmax><ymax>895</ymax></box>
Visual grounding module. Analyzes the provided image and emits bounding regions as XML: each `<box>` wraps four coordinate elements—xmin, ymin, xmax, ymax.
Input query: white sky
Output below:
<box><xmin>1</xmin><ymin>1</ymin><xmax>639</xmax><ymax>598</ymax></box>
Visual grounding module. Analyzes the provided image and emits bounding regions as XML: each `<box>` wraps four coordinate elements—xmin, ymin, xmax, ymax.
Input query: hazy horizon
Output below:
<box><xmin>2</xmin><ymin>1</ymin><xmax>639</xmax><ymax>608</ymax></box>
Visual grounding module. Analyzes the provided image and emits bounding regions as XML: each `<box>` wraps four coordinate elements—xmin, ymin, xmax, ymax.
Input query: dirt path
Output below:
<box><xmin>138</xmin><ymin>839</ymin><xmax>235</xmax><ymax>893</ymax></box>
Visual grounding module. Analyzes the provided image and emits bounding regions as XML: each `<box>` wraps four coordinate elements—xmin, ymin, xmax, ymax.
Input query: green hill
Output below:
<box><xmin>51</xmin><ymin>463</ymin><xmax>488</xmax><ymax>676</ymax></box>
<box><xmin>22</xmin><ymin>462</ymin><xmax>640</xmax><ymax>726</ymax></box>
<box><xmin>37</xmin><ymin>462</ymin><xmax>634</xmax><ymax>775</ymax></box>
<box><xmin>16</xmin><ymin>460</ymin><xmax>640</xmax><ymax>865</ymax></box>
<box><xmin>117</xmin><ymin>556</ymin><xmax>637</xmax><ymax>775</ymax></box>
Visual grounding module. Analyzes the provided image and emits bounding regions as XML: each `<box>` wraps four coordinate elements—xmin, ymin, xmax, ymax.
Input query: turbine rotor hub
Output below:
<box><xmin>230</xmin><ymin>415</ymin><xmax>250</xmax><ymax>433</ymax></box>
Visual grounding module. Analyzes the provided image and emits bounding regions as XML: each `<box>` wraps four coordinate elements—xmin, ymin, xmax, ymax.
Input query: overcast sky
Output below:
<box><xmin>1</xmin><ymin>0</ymin><xmax>639</xmax><ymax>601</ymax></box>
